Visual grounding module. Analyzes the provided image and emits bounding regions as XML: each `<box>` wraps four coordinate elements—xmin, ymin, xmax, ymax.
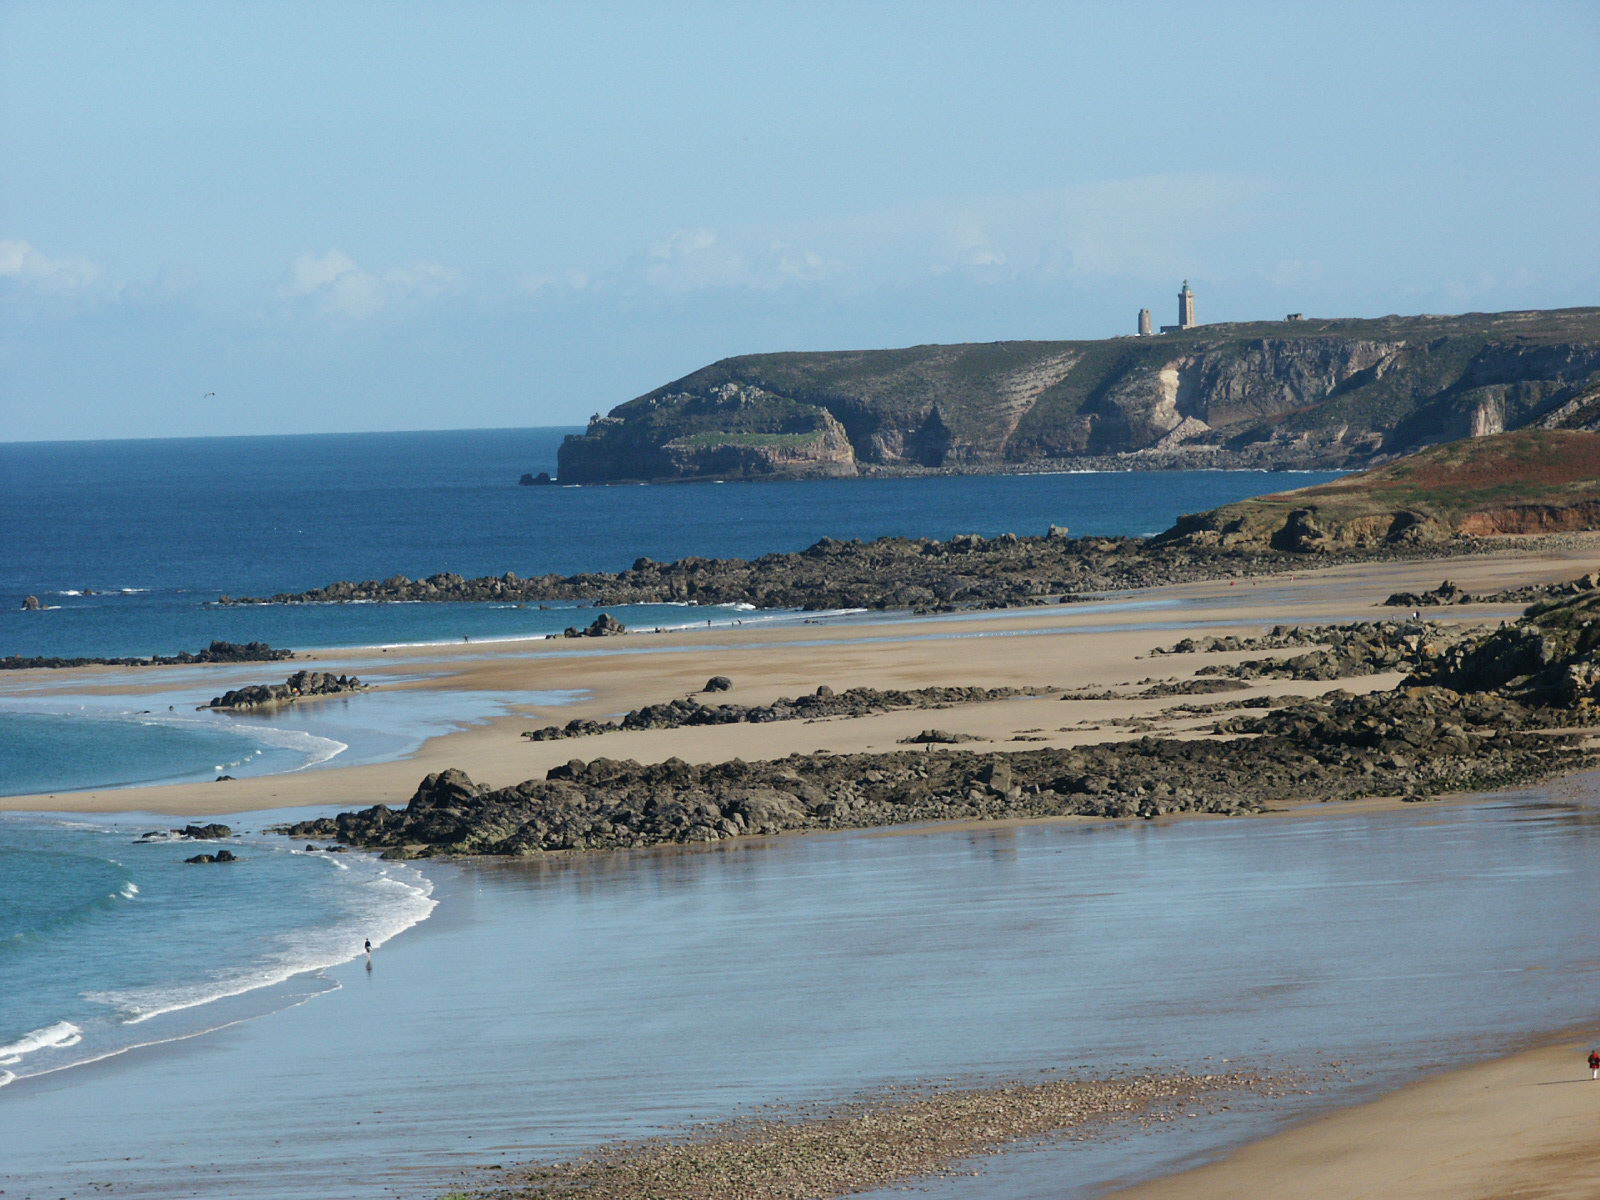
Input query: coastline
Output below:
<box><xmin>4</xmin><ymin>540</ymin><xmax>1592</xmax><ymax>820</ymax></box>
<box><xmin>6</xmin><ymin>537</ymin><xmax>1600</xmax><ymax>1199</ymax></box>
<box><xmin>1103</xmin><ymin>1029</ymin><xmax>1600</xmax><ymax>1200</ymax></box>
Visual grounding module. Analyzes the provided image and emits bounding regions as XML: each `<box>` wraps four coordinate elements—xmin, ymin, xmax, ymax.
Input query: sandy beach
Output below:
<box><xmin>1108</xmin><ymin>1033</ymin><xmax>1600</xmax><ymax>1200</ymax></box>
<box><xmin>6</xmin><ymin>537</ymin><xmax>1600</xmax><ymax>1200</ymax></box>
<box><xmin>6</xmin><ymin>541</ymin><xmax>1594</xmax><ymax>819</ymax></box>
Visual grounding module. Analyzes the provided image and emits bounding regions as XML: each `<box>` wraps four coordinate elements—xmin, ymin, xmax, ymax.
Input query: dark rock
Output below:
<box><xmin>703</xmin><ymin>676</ymin><xmax>734</xmax><ymax>692</ymax></box>
<box><xmin>184</xmin><ymin>849</ymin><xmax>239</xmax><ymax>864</ymax></box>
<box><xmin>522</xmin><ymin>684</ymin><xmax>1058</xmax><ymax>741</ymax></box>
<box><xmin>21</xmin><ymin>595</ymin><xmax>42</xmax><ymax>611</ymax></box>
<box><xmin>2</xmin><ymin>640</ymin><xmax>293</xmax><ymax>672</ymax></box>
<box><xmin>563</xmin><ymin>613</ymin><xmax>627</xmax><ymax>638</ymax></box>
<box><xmin>205</xmin><ymin>671</ymin><xmax>364</xmax><ymax>710</ymax></box>
<box><xmin>519</xmin><ymin>472</ymin><xmax>556</xmax><ymax>486</ymax></box>
<box><xmin>181</xmin><ymin>823</ymin><xmax>233</xmax><ymax>839</ymax></box>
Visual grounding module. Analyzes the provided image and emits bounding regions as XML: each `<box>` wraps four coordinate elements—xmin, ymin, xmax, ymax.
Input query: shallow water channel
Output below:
<box><xmin>6</xmin><ymin>771</ymin><xmax>1600</xmax><ymax>1199</ymax></box>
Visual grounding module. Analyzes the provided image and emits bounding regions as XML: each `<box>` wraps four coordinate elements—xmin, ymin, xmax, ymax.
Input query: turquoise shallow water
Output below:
<box><xmin>0</xmin><ymin>811</ymin><xmax>435</xmax><ymax>1093</ymax></box>
<box><xmin>4</xmin><ymin>775</ymin><xmax>1599</xmax><ymax>1198</ymax></box>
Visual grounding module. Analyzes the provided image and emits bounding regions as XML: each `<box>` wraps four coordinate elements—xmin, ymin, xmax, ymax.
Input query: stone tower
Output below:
<box><xmin>1178</xmin><ymin>280</ymin><xmax>1195</xmax><ymax>329</ymax></box>
<box><xmin>1137</xmin><ymin>308</ymin><xmax>1152</xmax><ymax>336</ymax></box>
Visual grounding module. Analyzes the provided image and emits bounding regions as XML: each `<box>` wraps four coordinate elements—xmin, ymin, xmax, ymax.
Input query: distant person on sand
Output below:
<box><xmin>1588</xmin><ymin>1049</ymin><xmax>1599</xmax><ymax>1079</ymax></box>
<box><xmin>364</xmin><ymin>938</ymin><xmax>373</xmax><ymax>956</ymax></box>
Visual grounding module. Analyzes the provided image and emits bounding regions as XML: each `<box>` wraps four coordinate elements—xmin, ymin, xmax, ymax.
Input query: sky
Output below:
<box><xmin>2</xmin><ymin>0</ymin><xmax>1597</xmax><ymax>442</ymax></box>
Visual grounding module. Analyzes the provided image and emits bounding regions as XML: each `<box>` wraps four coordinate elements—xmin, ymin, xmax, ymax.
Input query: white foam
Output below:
<box><xmin>55</xmin><ymin>589</ymin><xmax>83</xmax><ymax>596</ymax></box>
<box><xmin>118</xmin><ymin>881</ymin><xmax>139</xmax><ymax>899</ymax></box>
<box><xmin>85</xmin><ymin>856</ymin><xmax>435</xmax><ymax>1026</ymax></box>
<box><xmin>0</xmin><ymin>1020</ymin><xmax>83</xmax><ymax>1065</ymax></box>
<box><xmin>0</xmin><ymin>1070</ymin><xmax>15</xmax><ymax>1087</ymax></box>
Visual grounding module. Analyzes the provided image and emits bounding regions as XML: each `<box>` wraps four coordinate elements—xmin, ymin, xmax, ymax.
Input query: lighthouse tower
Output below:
<box><xmin>1177</xmin><ymin>280</ymin><xmax>1196</xmax><ymax>330</ymax></box>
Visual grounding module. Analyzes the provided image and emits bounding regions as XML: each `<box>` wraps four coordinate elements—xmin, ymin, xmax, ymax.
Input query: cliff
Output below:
<box><xmin>556</xmin><ymin>308</ymin><xmax>1600</xmax><ymax>482</ymax></box>
<box><xmin>1153</xmin><ymin>429</ymin><xmax>1600</xmax><ymax>552</ymax></box>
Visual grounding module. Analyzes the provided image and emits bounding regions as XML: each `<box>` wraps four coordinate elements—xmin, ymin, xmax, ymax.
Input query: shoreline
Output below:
<box><xmin>7</xmin><ymin>538</ymin><xmax>1600</xmax><ymax>1198</ymax></box>
<box><xmin>4</xmin><ymin>541</ymin><xmax>1595</xmax><ymax>818</ymax></box>
<box><xmin>1102</xmin><ymin>1026</ymin><xmax>1600</xmax><ymax>1200</ymax></box>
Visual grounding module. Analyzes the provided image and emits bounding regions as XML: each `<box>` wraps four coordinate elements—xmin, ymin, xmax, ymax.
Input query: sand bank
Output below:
<box><xmin>4</xmin><ymin>542</ymin><xmax>1596</xmax><ymax>818</ymax></box>
<box><xmin>1106</xmin><ymin>1034</ymin><xmax>1600</xmax><ymax>1200</ymax></box>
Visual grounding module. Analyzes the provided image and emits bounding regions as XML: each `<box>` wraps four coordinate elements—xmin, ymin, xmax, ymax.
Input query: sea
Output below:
<box><xmin>25</xmin><ymin>428</ymin><xmax>1594</xmax><ymax>1198</ymax></box>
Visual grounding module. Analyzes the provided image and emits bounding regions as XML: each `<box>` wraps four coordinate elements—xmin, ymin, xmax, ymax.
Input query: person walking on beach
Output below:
<box><xmin>364</xmin><ymin>938</ymin><xmax>373</xmax><ymax>956</ymax></box>
<box><xmin>1588</xmin><ymin>1049</ymin><xmax>1599</xmax><ymax>1079</ymax></box>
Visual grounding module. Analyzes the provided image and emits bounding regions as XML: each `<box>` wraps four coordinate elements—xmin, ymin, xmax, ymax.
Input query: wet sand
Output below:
<box><xmin>1107</xmin><ymin>1033</ymin><xmax>1600</xmax><ymax>1200</ymax></box>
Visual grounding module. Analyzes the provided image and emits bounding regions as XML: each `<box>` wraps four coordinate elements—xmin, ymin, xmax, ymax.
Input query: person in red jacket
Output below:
<box><xmin>1588</xmin><ymin>1050</ymin><xmax>1599</xmax><ymax>1079</ymax></box>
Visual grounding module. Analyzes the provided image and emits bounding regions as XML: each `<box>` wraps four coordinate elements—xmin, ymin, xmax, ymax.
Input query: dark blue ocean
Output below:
<box><xmin>1</xmin><ymin>427</ymin><xmax>1339</xmax><ymax>660</ymax></box>
<box><xmin>0</xmin><ymin>429</ymin><xmax>1346</xmax><ymax>1103</ymax></box>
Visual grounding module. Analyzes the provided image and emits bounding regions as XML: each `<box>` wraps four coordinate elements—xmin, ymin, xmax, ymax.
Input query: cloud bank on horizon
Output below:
<box><xmin>1</xmin><ymin>1</ymin><xmax>1596</xmax><ymax>441</ymax></box>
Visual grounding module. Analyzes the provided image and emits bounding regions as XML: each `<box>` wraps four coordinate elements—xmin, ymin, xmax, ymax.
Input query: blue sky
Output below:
<box><xmin>2</xmin><ymin>0</ymin><xmax>1596</xmax><ymax>441</ymax></box>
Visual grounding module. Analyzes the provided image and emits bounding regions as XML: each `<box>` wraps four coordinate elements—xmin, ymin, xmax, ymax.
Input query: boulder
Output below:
<box><xmin>21</xmin><ymin>595</ymin><xmax>42</xmax><ymax>611</ymax></box>
<box><xmin>703</xmin><ymin>675</ymin><xmax>734</xmax><ymax>692</ymax></box>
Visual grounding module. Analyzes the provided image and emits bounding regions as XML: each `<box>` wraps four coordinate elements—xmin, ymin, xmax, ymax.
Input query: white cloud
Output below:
<box><xmin>638</xmin><ymin>227</ymin><xmax>842</xmax><ymax>292</ymax></box>
<box><xmin>0</xmin><ymin>238</ymin><xmax>101</xmax><ymax>292</ymax></box>
<box><xmin>283</xmin><ymin>249</ymin><xmax>459</xmax><ymax>318</ymax></box>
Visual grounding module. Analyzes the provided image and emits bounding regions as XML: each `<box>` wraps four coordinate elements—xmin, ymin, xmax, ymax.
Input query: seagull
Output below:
<box><xmin>202</xmin><ymin>391</ymin><xmax>216</xmax><ymax>399</ymax></box>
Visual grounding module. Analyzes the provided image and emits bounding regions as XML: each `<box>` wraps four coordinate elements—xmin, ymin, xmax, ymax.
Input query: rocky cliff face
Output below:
<box><xmin>556</xmin><ymin>308</ymin><xmax>1600</xmax><ymax>482</ymax></box>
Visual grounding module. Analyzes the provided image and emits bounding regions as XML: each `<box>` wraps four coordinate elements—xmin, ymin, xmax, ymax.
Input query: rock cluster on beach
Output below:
<box><xmin>1385</xmin><ymin>572</ymin><xmax>1600</xmax><ymax>609</ymax></box>
<box><xmin>284</xmin><ymin>593</ymin><xmax>1600</xmax><ymax>857</ymax></box>
<box><xmin>522</xmin><ymin>684</ymin><xmax>1058</xmax><ymax>741</ymax></box>
<box><xmin>215</xmin><ymin>530</ymin><xmax>1466</xmax><ymax>615</ymax></box>
<box><xmin>562</xmin><ymin>612</ymin><xmax>626</xmax><ymax>638</ymax></box>
<box><xmin>1</xmin><ymin>640</ymin><xmax>293</xmax><ymax>672</ymax></box>
<box><xmin>203</xmin><ymin>670</ymin><xmax>364</xmax><ymax>710</ymax></box>
<box><xmin>1156</xmin><ymin>621</ymin><xmax>1467</xmax><ymax>683</ymax></box>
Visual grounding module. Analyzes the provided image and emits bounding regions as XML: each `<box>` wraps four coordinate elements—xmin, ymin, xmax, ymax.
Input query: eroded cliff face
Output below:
<box><xmin>556</xmin><ymin>308</ymin><xmax>1600</xmax><ymax>482</ymax></box>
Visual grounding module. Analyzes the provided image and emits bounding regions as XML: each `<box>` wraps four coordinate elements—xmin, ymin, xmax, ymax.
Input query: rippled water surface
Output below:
<box><xmin>5</xmin><ymin>773</ymin><xmax>1599</xmax><ymax>1199</ymax></box>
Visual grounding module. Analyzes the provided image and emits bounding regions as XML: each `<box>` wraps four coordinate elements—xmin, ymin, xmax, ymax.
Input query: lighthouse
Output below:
<box><xmin>1177</xmin><ymin>280</ymin><xmax>1195</xmax><ymax>330</ymax></box>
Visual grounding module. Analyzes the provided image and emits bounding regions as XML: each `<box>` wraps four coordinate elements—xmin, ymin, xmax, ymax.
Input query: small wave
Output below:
<box><xmin>85</xmin><ymin>857</ymin><xmax>435</xmax><ymax>1026</ymax></box>
<box><xmin>118</xmin><ymin>881</ymin><xmax>140</xmax><ymax>899</ymax></box>
<box><xmin>0</xmin><ymin>1070</ymin><xmax>15</xmax><ymax>1087</ymax></box>
<box><xmin>54</xmin><ymin>589</ymin><xmax>83</xmax><ymax>596</ymax></box>
<box><xmin>0</xmin><ymin>1020</ymin><xmax>83</xmax><ymax>1065</ymax></box>
<box><xmin>118</xmin><ymin>588</ymin><xmax>147</xmax><ymax>594</ymax></box>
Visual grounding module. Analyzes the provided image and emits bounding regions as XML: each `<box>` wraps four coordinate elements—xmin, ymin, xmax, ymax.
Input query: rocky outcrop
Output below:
<box><xmin>137</xmin><ymin>823</ymin><xmax>234</xmax><ymax>843</ymax></box>
<box><xmin>2</xmin><ymin>641</ymin><xmax>294</xmax><ymax>672</ymax></box>
<box><xmin>1385</xmin><ymin>572</ymin><xmax>1600</xmax><ymax>608</ymax></box>
<box><xmin>1405</xmin><ymin>592</ymin><xmax>1600</xmax><ymax>706</ymax></box>
<box><xmin>283</xmin><ymin>595</ymin><xmax>1600</xmax><ymax>857</ymax></box>
<box><xmin>204</xmin><ymin>671</ymin><xmax>364</xmax><ymax>710</ymax></box>
<box><xmin>214</xmin><ymin>528</ymin><xmax>1469</xmax><ymax>615</ymax></box>
<box><xmin>21</xmin><ymin>595</ymin><xmax>41</xmax><ymax>611</ymax></box>
<box><xmin>521</xmin><ymin>684</ymin><xmax>1058</xmax><ymax>742</ymax></box>
<box><xmin>1154</xmin><ymin>430</ymin><xmax>1600</xmax><ymax>553</ymax></box>
<box><xmin>556</xmin><ymin>308</ymin><xmax>1600</xmax><ymax>482</ymax></box>
<box><xmin>563</xmin><ymin>613</ymin><xmax>626</xmax><ymax>638</ymax></box>
<box><xmin>703</xmin><ymin>676</ymin><xmax>734</xmax><ymax>692</ymax></box>
<box><xmin>184</xmin><ymin>849</ymin><xmax>239</xmax><ymax>864</ymax></box>
<box><xmin>1154</xmin><ymin>621</ymin><xmax>1468</xmax><ymax>682</ymax></box>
